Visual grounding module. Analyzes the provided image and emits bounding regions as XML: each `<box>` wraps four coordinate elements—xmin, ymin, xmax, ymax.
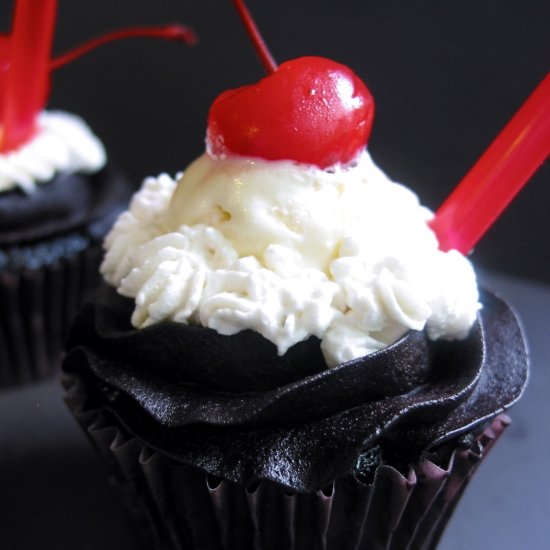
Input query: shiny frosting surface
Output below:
<box><xmin>64</xmin><ymin>287</ymin><xmax>528</xmax><ymax>492</ymax></box>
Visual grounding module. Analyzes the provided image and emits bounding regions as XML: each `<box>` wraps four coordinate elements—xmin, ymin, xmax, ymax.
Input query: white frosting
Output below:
<box><xmin>102</xmin><ymin>152</ymin><xmax>480</xmax><ymax>367</ymax></box>
<box><xmin>0</xmin><ymin>111</ymin><xmax>106</xmax><ymax>193</ymax></box>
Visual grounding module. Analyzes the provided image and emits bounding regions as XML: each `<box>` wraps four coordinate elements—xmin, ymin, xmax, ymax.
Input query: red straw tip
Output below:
<box><xmin>430</xmin><ymin>72</ymin><xmax>550</xmax><ymax>254</ymax></box>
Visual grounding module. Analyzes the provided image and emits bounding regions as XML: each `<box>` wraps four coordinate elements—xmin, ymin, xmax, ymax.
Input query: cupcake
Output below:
<box><xmin>62</xmin><ymin>47</ymin><xmax>528</xmax><ymax>549</ymax></box>
<box><xmin>0</xmin><ymin>1</ymin><xmax>131</xmax><ymax>388</ymax></box>
<box><xmin>0</xmin><ymin>2</ymin><xmax>195</xmax><ymax>388</ymax></box>
<box><xmin>0</xmin><ymin>110</ymin><xmax>130</xmax><ymax>387</ymax></box>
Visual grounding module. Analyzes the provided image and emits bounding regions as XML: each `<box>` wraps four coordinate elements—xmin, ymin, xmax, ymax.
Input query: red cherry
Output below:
<box><xmin>207</xmin><ymin>56</ymin><xmax>375</xmax><ymax>169</ymax></box>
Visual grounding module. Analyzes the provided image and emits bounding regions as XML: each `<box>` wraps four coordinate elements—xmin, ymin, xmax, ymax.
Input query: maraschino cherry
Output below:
<box><xmin>207</xmin><ymin>0</ymin><xmax>374</xmax><ymax>169</ymax></box>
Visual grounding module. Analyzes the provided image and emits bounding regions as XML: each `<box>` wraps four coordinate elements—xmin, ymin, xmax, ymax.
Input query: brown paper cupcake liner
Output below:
<box><xmin>0</xmin><ymin>236</ymin><xmax>104</xmax><ymax>388</ymax></box>
<box><xmin>63</xmin><ymin>373</ymin><xmax>509</xmax><ymax>550</ymax></box>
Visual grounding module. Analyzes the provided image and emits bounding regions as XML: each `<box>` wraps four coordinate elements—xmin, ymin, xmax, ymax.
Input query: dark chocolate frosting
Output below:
<box><xmin>0</xmin><ymin>166</ymin><xmax>130</xmax><ymax>248</ymax></box>
<box><xmin>64</xmin><ymin>286</ymin><xmax>528</xmax><ymax>492</ymax></box>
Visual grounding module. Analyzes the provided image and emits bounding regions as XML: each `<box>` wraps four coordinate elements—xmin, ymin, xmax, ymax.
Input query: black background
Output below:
<box><xmin>5</xmin><ymin>0</ymin><xmax>549</xmax><ymax>283</ymax></box>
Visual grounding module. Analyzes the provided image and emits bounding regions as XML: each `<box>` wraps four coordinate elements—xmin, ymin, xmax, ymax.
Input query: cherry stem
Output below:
<box><xmin>430</xmin><ymin>71</ymin><xmax>550</xmax><ymax>254</ymax></box>
<box><xmin>50</xmin><ymin>24</ymin><xmax>197</xmax><ymax>71</ymax></box>
<box><xmin>231</xmin><ymin>0</ymin><xmax>278</xmax><ymax>74</ymax></box>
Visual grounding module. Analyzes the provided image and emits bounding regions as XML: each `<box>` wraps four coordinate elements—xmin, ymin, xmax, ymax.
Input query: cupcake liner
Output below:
<box><xmin>0</xmin><ymin>235</ymin><xmax>104</xmax><ymax>388</ymax></box>
<box><xmin>63</xmin><ymin>372</ymin><xmax>509</xmax><ymax>550</ymax></box>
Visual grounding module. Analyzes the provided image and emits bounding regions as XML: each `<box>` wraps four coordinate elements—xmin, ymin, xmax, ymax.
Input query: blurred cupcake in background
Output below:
<box><xmin>0</xmin><ymin>0</ymin><xmax>195</xmax><ymax>388</ymax></box>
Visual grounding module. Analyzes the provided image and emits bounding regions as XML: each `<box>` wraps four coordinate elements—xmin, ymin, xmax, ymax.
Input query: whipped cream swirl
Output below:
<box><xmin>102</xmin><ymin>152</ymin><xmax>480</xmax><ymax>367</ymax></box>
<box><xmin>0</xmin><ymin>111</ymin><xmax>106</xmax><ymax>193</ymax></box>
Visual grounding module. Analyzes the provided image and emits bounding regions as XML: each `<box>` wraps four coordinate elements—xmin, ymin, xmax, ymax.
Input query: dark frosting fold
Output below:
<box><xmin>0</xmin><ymin>166</ymin><xmax>130</xmax><ymax>247</ymax></box>
<box><xmin>64</xmin><ymin>286</ymin><xmax>528</xmax><ymax>492</ymax></box>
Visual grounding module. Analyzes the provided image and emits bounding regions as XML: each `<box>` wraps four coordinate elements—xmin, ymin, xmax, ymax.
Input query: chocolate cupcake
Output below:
<box><xmin>0</xmin><ymin>1</ymin><xmax>196</xmax><ymax>387</ymax></box>
<box><xmin>63</xmin><ymin>286</ymin><xmax>527</xmax><ymax>549</ymax></box>
<box><xmin>0</xmin><ymin>111</ymin><xmax>131</xmax><ymax>387</ymax></box>
<box><xmin>61</xmin><ymin>8</ymin><xmax>529</xmax><ymax>546</ymax></box>
<box><xmin>62</xmin><ymin>120</ymin><xmax>527</xmax><ymax>550</ymax></box>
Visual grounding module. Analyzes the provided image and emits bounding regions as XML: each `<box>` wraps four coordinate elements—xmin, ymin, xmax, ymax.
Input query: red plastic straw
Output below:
<box><xmin>0</xmin><ymin>36</ymin><xmax>9</xmax><ymax>108</ymax></box>
<box><xmin>430</xmin><ymin>72</ymin><xmax>550</xmax><ymax>254</ymax></box>
<box><xmin>1</xmin><ymin>0</ymin><xmax>57</xmax><ymax>152</ymax></box>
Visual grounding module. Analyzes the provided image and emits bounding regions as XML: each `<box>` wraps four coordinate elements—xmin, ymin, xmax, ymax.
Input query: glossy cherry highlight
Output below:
<box><xmin>207</xmin><ymin>56</ymin><xmax>374</xmax><ymax>168</ymax></box>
